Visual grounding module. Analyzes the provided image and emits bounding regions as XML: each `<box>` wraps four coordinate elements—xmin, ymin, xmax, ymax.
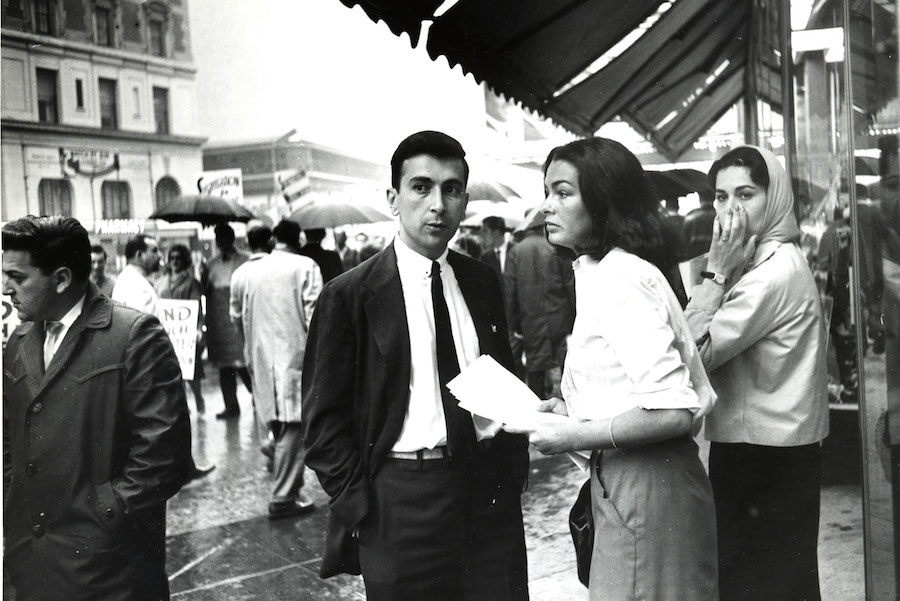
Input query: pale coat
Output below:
<box><xmin>230</xmin><ymin>249</ymin><xmax>322</xmax><ymax>423</ymax></box>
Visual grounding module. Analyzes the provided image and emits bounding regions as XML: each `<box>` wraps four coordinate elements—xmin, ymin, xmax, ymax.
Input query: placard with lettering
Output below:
<box><xmin>157</xmin><ymin>299</ymin><xmax>199</xmax><ymax>380</ymax></box>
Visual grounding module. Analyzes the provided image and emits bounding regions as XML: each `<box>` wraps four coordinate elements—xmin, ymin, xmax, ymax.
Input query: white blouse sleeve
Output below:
<box><xmin>594</xmin><ymin>273</ymin><xmax>702</xmax><ymax>413</ymax></box>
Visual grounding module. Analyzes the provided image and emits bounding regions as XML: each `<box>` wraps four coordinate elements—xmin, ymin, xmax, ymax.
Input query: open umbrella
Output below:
<box><xmin>466</xmin><ymin>180</ymin><xmax>521</xmax><ymax>202</ymax></box>
<box><xmin>149</xmin><ymin>195</ymin><xmax>255</xmax><ymax>226</ymax></box>
<box><xmin>646</xmin><ymin>169</ymin><xmax>711</xmax><ymax>202</ymax></box>
<box><xmin>461</xmin><ymin>200</ymin><xmax>530</xmax><ymax>228</ymax></box>
<box><xmin>288</xmin><ymin>199</ymin><xmax>391</xmax><ymax>229</ymax></box>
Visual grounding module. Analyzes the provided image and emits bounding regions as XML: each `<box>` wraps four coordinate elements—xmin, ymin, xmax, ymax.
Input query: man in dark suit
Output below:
<box><xmin>299</xmin><ymin>227</ymin><xmax>344</xmax><ymax>283</ymax></box>
<box><xmin>479</xmin><ymin>215</ymin><xmax>510</xmax><ymax>281</ymax></box>
<box><xmin>302</xmin><ymin>131</ymin><xmax>530</xmax><ymax>601</ymax></box>
<box><xmin>2</xmin><ymin>216</ymin><xmax>191</xmax><ymax>600</ymax></box>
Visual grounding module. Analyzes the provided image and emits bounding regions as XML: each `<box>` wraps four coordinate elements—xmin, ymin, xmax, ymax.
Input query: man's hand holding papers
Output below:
<box><xmin>447</xmin><ymin>355</ymin><xmax>592</xmax><ymax>470</ymax></box>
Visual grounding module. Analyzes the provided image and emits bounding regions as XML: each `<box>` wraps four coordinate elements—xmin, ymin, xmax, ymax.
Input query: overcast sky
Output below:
<box><xmin>188</xmin><ymin>1</ymin><xmax>490</xmax><ymax>162</ymax></box>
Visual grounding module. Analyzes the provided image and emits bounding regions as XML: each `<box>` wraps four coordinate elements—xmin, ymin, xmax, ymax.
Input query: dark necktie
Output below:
<box><xmin>431</xmin><ymin>261</ymin><xmax>476</xmax><ymax>461</ymax></box>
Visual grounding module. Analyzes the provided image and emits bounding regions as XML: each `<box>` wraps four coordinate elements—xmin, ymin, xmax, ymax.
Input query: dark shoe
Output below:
<box><xmin>268</xmin><ymin>497</ymin><xmax>315</xmax><ymax>520</ymax></box>
<box><xmin>187</xmin><ymin>463</ymin><xmax>216</xmax><ymax>483</ymax></box>
<box><xmin>216</xmin><ymin>409</ymin><xmax>240</xmax><ymax>420</ymax></box>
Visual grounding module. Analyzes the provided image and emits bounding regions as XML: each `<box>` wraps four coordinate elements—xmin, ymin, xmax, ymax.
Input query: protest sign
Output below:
<box><xmin>157</xmin><ymin>299</ymin><xmax>199</xmax><ymax>380</ymax></box>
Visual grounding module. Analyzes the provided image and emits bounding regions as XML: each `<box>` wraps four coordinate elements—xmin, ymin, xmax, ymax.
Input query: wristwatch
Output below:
<box><xmin>700</xmin><ymin>270</ymin><xmax>727</xmax><ymax>285</ymax></box>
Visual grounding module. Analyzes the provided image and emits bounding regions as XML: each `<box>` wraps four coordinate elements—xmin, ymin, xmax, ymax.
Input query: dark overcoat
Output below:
<box><xmin>3</xmin><ymin>283</ymin><xmax>191</xmax><ymax>601</ymax></box>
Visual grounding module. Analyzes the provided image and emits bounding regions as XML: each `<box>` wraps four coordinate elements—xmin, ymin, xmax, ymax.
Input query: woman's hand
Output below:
<box><xmin>536</xmin><ymin>397</ymin><xmax>568</xmax><ymax>416</ymax></box>
<box><xmin>707</xmin><ymin>205</ymin><xmax>756</xmax><ymax>281</ymax></box>
<box><xmin>504</xmin><ymin>420</ymin><xmax>576</xmax><ymax>455</ymax></box>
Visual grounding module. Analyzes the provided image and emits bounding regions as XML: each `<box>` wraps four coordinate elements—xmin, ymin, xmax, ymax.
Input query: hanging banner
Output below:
<box><xmin>60</xmin><ymin>148</ymin><xmax>119</xmax><ymax>177</ymax></box>
<box><xmin>157</xmin><ymin>299</ymin><xmax>199</xmax><ymax>380</ymax></box>
<box><xmin>196</xmin><ymin>169</ymin><xmax>244</xmax><ymax>204</ymax></box>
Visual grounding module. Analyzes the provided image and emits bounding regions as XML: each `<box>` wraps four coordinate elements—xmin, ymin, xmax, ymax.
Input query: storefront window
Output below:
<box><xmin>790</xmin><ymin>1</ymin><xmax>899</xmax><ymax>598</ymax></box>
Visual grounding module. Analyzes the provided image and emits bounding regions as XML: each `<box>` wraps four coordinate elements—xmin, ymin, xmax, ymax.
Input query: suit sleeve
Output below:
<box><xmin>114</xmin><ymin>313</ymin><xmax>192</xmax><ymax>512</ymax></box>
<box><xmin>504</xmin><ymin>246</ymin><xmax>521</xmax><ymax>335</ymax></box>
<box><xmin>302</xmin><ymin>282</ymin><xmax>369</xmax><ymax>530</ymax></box>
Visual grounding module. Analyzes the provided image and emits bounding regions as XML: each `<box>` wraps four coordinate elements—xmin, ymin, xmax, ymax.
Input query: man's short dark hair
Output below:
<box><xmin>90</xmin><ymin>244</ymin><xmax>107</xmax><ymax>259</ymax></box>
<box><xmin>481</xmin><ymin>216</ymin><xmax>506</xmax><ymax>233</ymax></box>
<box><xmin>214</xmin><ymin>223</ymin><xmax>236</xmax><ymax>247</ymax></box>
<box><xmin>390</xmin><ymin>130</ymin><xmax>469</xmax><ymax>190</ymax></box>
<box><xmin>247</xmin><ymin>225</ymin><xmax>272</xmax><ymax>252</ymax></box>
<box><xmin>124</xmin><ymin>234</ymin><xmax>154</xmax><ymax>260</ymax></box>
<box><xmin>304</xmin><ymin>228</ymin><xmax>326</xmax><ymax>244</ymax></box>
<box><xmin>273</xmin><ymin>220</ymin><xmax>301</xmax><ymax>246</ymax></box>
<box><xmin>2</xmin><ymin>215</ymin><xmax>91</xmax><ymax>281</ymax></box>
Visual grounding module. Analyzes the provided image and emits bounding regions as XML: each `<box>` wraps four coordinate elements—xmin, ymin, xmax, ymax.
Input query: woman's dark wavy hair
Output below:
<box><xmin>707</xmin><ymin>146</ymin><xmax>769</xmax><ymax>190</ymax></box>
<box><xmin>542</xmin><ymin>137</ymin><xmax>683</xmax><ymax>277</ymax></box>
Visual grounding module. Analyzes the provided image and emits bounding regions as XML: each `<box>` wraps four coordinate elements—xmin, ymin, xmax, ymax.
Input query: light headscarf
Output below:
<box><xmin>733</xmin><ymin>144</ymin><xmax>801</xmax><ymax>244</ymax></box>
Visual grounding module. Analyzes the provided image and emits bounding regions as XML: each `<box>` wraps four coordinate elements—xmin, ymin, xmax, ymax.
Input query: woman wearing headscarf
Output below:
<box><xmin>684</xmin><ymin>145</ymin><xmax>829</xmax><ymax>601</ymax></box>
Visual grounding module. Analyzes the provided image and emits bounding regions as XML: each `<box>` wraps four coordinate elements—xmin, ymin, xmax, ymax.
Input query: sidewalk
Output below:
<box><xmin>162</xmin><ymin>375</ymin><xmax>865</xmax><ymax>600</ymax></box>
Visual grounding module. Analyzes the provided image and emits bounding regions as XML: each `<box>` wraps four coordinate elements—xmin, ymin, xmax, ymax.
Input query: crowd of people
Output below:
<box><xmin>3</xmin><ymin>128</ymin><xmax>899</xmax><ymax>601</ymax></box>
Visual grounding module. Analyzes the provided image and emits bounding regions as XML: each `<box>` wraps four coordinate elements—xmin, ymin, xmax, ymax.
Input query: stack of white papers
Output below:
<box><xmin>448</xmin><ymin>355</ymin><xmax>592</xmax><ymax>471</ymax></box>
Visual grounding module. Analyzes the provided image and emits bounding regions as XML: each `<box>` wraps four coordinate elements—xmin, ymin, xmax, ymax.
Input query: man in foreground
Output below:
<box><xmin>302</xmin><ymin>130</ymin><xmax>530</xmax><ymax>601</ymax></box>
<box><xmin>2</xmin><ymin>215</ymin><xmax>191</xmax><ymax>600</ymax></box>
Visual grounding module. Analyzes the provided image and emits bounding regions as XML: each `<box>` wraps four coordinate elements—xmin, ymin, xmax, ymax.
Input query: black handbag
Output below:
<box><xmin>568</xmin><ymin>479</ymin><xmax>593</xmax><ymax>587</ymax></box>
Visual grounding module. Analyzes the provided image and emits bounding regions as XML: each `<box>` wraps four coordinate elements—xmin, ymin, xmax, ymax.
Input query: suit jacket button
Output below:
<box><xmin>31</xmin><ymin>402</ymin><xmax>43</xmax><ymax>413</ymax></box>
<box><xmin>25</xmin><ymin>463</ymin><xmax>36</xmax><ymax>476</ymax></box>
<box><xmin>105</xmin><ymin>507</ymin><xmax>114</xmax><ymax>518</ymax></box>
<box><xmin>32</xmin><ymin>525</ymin><xmax>44</xmax><ymax>537</ymax></box>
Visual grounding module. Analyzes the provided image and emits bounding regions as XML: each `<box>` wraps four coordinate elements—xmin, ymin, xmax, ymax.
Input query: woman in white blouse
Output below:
<box><xmin>508</xmin><ymin>137</ymin><xmax>718</xmax><ymax>600</ymax></box>
<box><xmin>684</xmin><ymin>145</ymin><xmax>828</xmax><ymax>601</ymax></box>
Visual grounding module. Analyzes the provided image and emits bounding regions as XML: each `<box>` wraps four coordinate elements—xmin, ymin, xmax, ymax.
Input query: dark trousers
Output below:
<box><xmin>219</xmin><ymin>367</ymin><xmax>252</xmax><ymax>412</ymax></box>
<box><xmin>358</xmin><ymin>449</ymin><xmax>529</xmax><ymax>601</ymax></box>
<box><xmin>709</xmin><ymin>442</ymin><xmax>822</xmax><ymax>601</ymax></box>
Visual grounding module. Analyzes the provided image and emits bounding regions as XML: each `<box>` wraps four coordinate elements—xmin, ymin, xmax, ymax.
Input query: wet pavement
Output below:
<box><xmin>4</xmin><ymin>365</ymin><xmax>867</xmax><ymax>599</ymax></box>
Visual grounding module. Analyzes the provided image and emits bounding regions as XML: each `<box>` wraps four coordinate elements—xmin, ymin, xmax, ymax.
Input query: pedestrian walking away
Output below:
<box><xmin>231</xmin><ymin>220</ymin><xmax>323</xmax><ymax>519</ymax></box>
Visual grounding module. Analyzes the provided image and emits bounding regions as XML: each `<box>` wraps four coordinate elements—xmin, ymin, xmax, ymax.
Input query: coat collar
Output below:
<box><xmin>14</xmin><ymin>282</ymin><xmax>112</xmax><ymax>396</ymax></box>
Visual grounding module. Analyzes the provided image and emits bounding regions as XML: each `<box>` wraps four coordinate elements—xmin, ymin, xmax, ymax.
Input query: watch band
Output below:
<box><xmin>700</xmin><ymin>270</ymin><xmax>727</xmax><ymax>285</ymax></box>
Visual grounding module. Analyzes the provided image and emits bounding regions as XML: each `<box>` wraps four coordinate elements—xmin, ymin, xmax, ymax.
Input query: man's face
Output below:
<box><xmin>2</xmin><ymin>250</ymin><xmax>60</xmax><ymax>321</ymax></box>
<box><xmin>139</xmin><ymin>238</ymin><xmax>161</xmax><ymax>274</ymax></box>
<box><xmin>90</xmin><ymin>252</ymin><xmax>106</xmax><ymax>279</ymax></box>
<box><xmin>481</xmin><ymin>227</ymin><xmax>502</xmax><ymax>251</ymax></box>
<box><xmin>387</xmin><ymin>154</ymin><xmax>469</xmax><ymax>260</ymax></box>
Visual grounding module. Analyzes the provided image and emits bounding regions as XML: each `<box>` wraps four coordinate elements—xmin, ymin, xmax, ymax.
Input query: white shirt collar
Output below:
<box><xmin>394</xmin><ymin>235</ymin><xmax>449</xmax><ymax>280</ymax></box>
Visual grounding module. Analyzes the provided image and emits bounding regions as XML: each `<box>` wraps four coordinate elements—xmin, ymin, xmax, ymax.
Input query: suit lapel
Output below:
<box><xmin>449</xmin><ymin>252</ymin><xmax>498</xmax><ymax>358</ymax></box>
<box><xmin>363</xmin><ymin>245</ymin><xmax>410</xmax><ymax>391</ymax></box>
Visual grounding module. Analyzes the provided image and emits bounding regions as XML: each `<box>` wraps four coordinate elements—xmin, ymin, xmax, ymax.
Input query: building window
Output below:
<box><xmin>101</xmin><ymin>181</ymin><xmax>131</xmax><ymax>218</ymax></box>
<box><xmin>152</xmin><ymin>86</ymin><xmax>169</xmax><ymax>134</ymax></box>
<box><xmin>36</xmin><ymin>68</ymin><xmax>58</xmax><ymax>123</ymax></box>
<box><xmin>155</xmin><ymin>176</ymin><xmax>180</xmax><ymax>209</ymax></box>
<box><xmin>38</xmin><ymin>179</ymin><xmax>73</xmax><ymax>215</ymax></box>
<box><xmin>95</xmin><ymin>5</ymin><xmax>114</xmax><ymax>47</ymax></box>
<box><xmin>98</xmin><ymin>78</ymin><xmax>117</xmax><ymax>129</ymax></box>
<box><xmin>149</xmin><ymin>19</ymin><xmax>165</xmax><ymax>57</ymax></box>
<box><xmin>33</xmin><ymin>0</ymin><xmax>55</xmax><ymax>35</ymax></box>
<box><xmin>75</xmin><ymin>79</ymin><xmax>85</xmax><ymax>110</ymax></box>
<box><xmin>6</xmin><ymin>0</ymin><xmax>24</xmax><ymax>19</ymax></box>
